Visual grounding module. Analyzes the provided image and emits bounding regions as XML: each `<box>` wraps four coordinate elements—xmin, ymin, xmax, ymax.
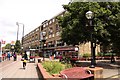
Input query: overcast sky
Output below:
<box><xmin>0</xmin><ymin>0</ymin><xmax>70</xmax><ymax>45</ymax></box>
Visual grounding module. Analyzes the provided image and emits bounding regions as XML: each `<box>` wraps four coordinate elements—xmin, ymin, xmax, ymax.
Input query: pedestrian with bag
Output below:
<box><xmin>22</xmin><ymin>52</ymin><xmax>28</xmax><ymax>69</ymax></box>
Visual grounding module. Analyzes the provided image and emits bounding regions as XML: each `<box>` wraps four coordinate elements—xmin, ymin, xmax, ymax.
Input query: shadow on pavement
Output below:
<box><xmin>76</xmin><ymin>60</ymin><xmax>120</xmax><ymax>69</ymax></box>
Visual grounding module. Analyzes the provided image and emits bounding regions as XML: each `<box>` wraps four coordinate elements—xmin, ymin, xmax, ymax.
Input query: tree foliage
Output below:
<box><xmin>14</xmin><ymin>40</ymin><xmax>21</xmax><ymax>53</ymax></box>
<box><xmin>58</xmin><ymin>2</ymin><xmax>120</xmax><ymax>54</ymax></box>
<box><xmin>5</xmin><ymin>43</ymin><xmax>11</xmax><ymax>49</ymax></box>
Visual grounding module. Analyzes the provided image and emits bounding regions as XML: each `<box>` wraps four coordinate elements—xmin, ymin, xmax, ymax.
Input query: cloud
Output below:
<box><xmin>0</xmin><ymin>0</ymin><xmax>70</xmax><ymax>44</ymax></box>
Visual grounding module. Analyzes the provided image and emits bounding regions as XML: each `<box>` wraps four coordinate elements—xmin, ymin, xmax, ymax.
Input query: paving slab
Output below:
<box><xmin>0</xmin><ymin>56</ymin><xmax>42</xmax><ymax>80</ymax></box>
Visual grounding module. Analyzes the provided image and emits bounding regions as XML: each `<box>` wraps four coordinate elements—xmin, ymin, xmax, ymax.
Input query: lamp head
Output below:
<box><xmin>86</xmin><ymin>11</ymin><xmax>94</xmax><ymax>19</ymax></box>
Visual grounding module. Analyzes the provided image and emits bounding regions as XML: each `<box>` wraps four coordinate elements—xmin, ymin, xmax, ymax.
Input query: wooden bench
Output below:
<box><xmin>60</xmin><ymin>67</ymin><xmax>94</xmax><ymax>80</ymax></box>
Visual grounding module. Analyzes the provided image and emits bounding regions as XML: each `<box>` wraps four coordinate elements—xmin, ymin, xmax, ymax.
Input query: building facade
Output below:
<box><xmin>22</xmin><ymin>11</ymin><xmax>100</xmax><ymax>57</ymax></box>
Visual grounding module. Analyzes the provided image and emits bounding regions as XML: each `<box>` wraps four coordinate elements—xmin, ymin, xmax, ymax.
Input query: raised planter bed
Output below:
<box><xmin>37</xmin><ymin>63</ymin><xmax>94</xmax><ymax>80</ymax></box>
<box><xmin>37</xmin><ymin>63</ymin><xmax>61</xmax><ymax>79</ymax></box>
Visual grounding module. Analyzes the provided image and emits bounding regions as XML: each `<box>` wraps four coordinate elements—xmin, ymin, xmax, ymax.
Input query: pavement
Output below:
<box><xmin>76</xmin><ymin>60</ymin><xmax>120</xmax><ymax>79</ymax></box>
<box><xmin>0</xmin><ymin>56</ymin><xmax>120</xmax><ymax>80</ymax></box>
<box><xmin>0</xmin><ymin>55</ymin><xmax>43</xmax><ymax>80</ymax></box>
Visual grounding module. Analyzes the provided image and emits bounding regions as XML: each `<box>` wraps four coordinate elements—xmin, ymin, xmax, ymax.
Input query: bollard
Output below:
<box><xmin>38</xmin><ymin>59</ymin><xmax>41</xmax><ymax>63</ymax></box>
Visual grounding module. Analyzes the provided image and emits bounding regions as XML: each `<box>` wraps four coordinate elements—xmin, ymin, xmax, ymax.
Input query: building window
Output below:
<box><xmin>56</xmin><ymin>32</ymin><xmax>60</xmax><ymax>36</ymax></box>
<box><xmin>49</xmin><ymin>35</ymin><xmax>51</xmax><ymax>38</ymax></box>
<box><xmin>52</xmin><ymin>18</ymin><xmax>55</xmax><ymax>22</ymax></box>
<box><xmin>48</xmin><ymin>42</ymin><xmax>52</xmax><ymax>47</ymax></box>
<box><xmin>46</xmin><ymin>22</ymin><xmax>48</xmax><ymax>26</ymax></box>
<box><xmin>56</xmin><ymin>40</ymin><xmax>64</xmax><ymax>46</ymax></box>
<box><xmin>56</xmin><ymin>24</ymin><xmax>60</xmax><ymax>32</ymax></box>
<box><xmin>48</xmin><ymin>28</ymin><xmax>53</xmax><ymax>35</ymax></box>
<box><xmin>49</xmin><ymin>20</ymin><xmax>52</xmax><ymax>24</ymax></box>
<box><xmin>43</xmin><ymin>24</ymin><xmax>45</xmax><ymax>27</ymax></box>
<box><xmin>52</xmin><ymin>34</ymin><xmax>54</xmax><ymax>37</ymax></box>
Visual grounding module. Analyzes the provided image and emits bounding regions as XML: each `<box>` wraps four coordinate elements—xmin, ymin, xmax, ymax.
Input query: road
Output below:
<box><xmin>0</xmin><ymin>56</ymin><xmax>42</xmax><ymax>80</ymax></box>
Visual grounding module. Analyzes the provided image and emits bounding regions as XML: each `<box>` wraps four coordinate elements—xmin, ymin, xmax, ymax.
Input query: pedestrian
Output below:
<box><xmin>13</xmin><ymin>52</ymin><xmax>17</xmax><ymax>61</ymax></box>
<box><xmin>22</xmin><ymin>52</ymin><xmax>28</xmax><ymax>69</ymax></box>
<box><xmin>23</xmin><ymin>59</ymin><xmax>27</xmax><ymax>69</ymax></box>
<box><xmin>7</xmin><ymin>52</ymin><xmax>11</xmax><ymax>60</ymax></box>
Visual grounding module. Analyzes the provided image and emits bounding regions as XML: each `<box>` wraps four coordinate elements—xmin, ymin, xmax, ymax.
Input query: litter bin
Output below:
<box><xmin>38</xmin><ymin>59</ymin><xmax>41</xmax><ymax>63</ymax></box>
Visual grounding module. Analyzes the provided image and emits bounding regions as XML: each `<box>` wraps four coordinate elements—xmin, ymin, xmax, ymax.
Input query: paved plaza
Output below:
<box><xmin>0</xmin><ymin>56</ymin><xmax>42</xmax><ymax>80</ymax></box>
<box><xmin>0</xmin><ymin>56</ymin><xmax>120</xmax><ymax>80</ymax></box>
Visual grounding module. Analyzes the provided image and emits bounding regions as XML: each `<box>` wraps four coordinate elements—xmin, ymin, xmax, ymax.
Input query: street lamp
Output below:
<box><xmin>16</xmin><ymin>22</ymin><xmax>24</xmax><ymax>41</ymax></box>
<box><xmin>86</xmin><ymin>11</ymin><xmax>96</xmax><ymax>68</ymax></box>
<box><xmin>41</xmin><ymin>31</ymin><xmax>46</xmax><ymax>61</ymax></box>
<box><xmin>16</xmin><ymin>22</ymin><xmax>24</xmax><ymax>51</ymax></box>
<box><xmin>16</xmin><ymin>22</ymin><xmax>19</xmax><ymax>41</ymax></box>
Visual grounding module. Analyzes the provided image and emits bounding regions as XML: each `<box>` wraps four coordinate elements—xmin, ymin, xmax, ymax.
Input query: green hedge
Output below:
<box><xmin>97</xmin><ymin>52</ymin><xmax>116</xmax><ymax>57</ymax></box>
<box><xmin>83</xmin><ymin>53</ymin><xmax>91</xmax><ymax>58</ymax></box>
<box><xmin>42</xmin><ymin>61</ymin><xmax>72</xmax><ymax>75</ymax></box>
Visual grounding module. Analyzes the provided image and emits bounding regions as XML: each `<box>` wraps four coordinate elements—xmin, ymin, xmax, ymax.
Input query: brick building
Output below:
<box><xmin>22</xmin><ymin>11</ymin><xmax>100</xmax><ymax>57</ymax></box>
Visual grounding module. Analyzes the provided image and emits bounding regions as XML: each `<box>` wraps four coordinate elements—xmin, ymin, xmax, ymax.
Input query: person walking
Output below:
<box><xmin>22</xmin><ymin>52</ymin><xmax>28</xmax><ymax>69</ymax></box>
<box><xmin>13</xmin><ymin>52</ymin><xmax>17</xmax><ymax>61</ymax></box>
<box><xmin>7</xmin><ymin>52</ymin><xmax>11</xmax><ymax>60</ymax></box>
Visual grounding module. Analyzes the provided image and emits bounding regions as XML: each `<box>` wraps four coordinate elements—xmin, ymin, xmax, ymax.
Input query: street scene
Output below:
<box><xmin>0</xmin><ymin>0</ymin><xmax>120</xmax><ymax>80</ymax></box>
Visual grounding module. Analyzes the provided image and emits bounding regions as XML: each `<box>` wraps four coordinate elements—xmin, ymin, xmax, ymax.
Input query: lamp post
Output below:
<box><xmin>16</xmin><ymin>22</ymin><xmax>24</xmax><ymax>51</ymax></box>
<box><xmin>16</xmin><ymin>22</ymin><xmax>24</xmax><ymax>41</ymax></box>
<box><xmin>16</xmin><ymin>22</ymin><xmax>19</xmax><ymax>41</ymax></box>
<box><xmin>86</xmin><ymin>11</ymin><xmax>96</xmax><ymax>68</ymax></box>
<box><xmin>41</xmin><ymin>31</ymin><xmax>46</xmax><ymax>61</ymax></box>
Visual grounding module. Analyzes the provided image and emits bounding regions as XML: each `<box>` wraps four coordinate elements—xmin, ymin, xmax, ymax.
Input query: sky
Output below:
<box><xmin>0</xmin><ymin>0</ymin><xmax>70</xmax><ymax>46</ymax></box>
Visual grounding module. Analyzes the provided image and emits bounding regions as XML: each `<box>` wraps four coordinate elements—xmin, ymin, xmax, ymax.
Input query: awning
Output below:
<box><xmin>55</xmin><ymin>47</ymin><xmax>78</xmax><ymax>51</ymax></box>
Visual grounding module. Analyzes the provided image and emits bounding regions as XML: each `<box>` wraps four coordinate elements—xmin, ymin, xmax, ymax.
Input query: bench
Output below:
<box><xmin>60</xmin><ymin>67</ymin><xmax>94</xmax><ymax>80</ymax></box>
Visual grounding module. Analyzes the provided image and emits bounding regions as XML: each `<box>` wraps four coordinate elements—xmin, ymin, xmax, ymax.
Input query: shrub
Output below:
<box><xmin>64</xmin><ymin>63</ymin><xmax>72</xmax><ymax>69</ymax></box>
<box><xmin>42</xmin><ymin>61</ymin><xmax>65</xmax><ymax>75</ymax></box>
<box><xmin>97</xmin><ymin>52</ymin><xmax>104</xmax><ymax>57</ymax></box>
<box><xmin>83</xmin><ymin>53</ymin><xmax>91</xmax><ymax>58</ymax></box>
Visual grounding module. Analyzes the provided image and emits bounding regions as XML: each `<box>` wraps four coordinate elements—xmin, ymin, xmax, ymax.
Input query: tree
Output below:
<box><xmin>14</xmin><ymin>40</ymin><xmax>21</xmax><ymax>53</ymax></box>
<box><xmin>5</xmin><ymin>43</ymin><xmax>11</xmax><ymax>50</ymax></box>
<box><xmin>58</xmin><ymin>2</ymin><xmax>120</xmax><ymax>55</ymax></box>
